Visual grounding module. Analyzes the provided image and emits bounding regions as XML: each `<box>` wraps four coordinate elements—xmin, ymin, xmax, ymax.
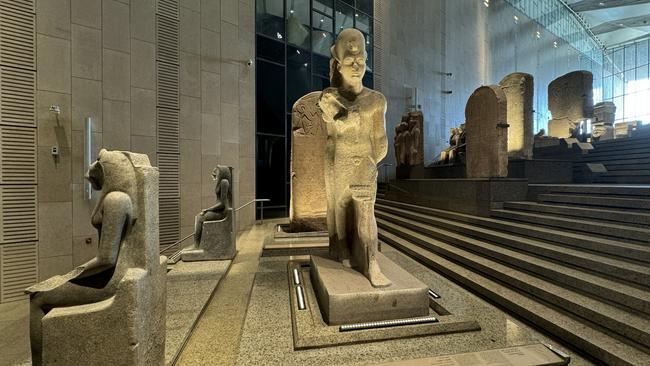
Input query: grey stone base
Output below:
<box><xmin>289</xmin><ymin>260</ymin><xmax>480</xmax><ymax>349</ymax></box>
<box><xmin>310</xmin><ymin>254</ymin><xmax>429</xmax><ymax>325</ymax></box>
<box><xmin>181</xmin><ymin>216</ymin><xmax>235</xmax><ymax>262</ymax></box>
<box><xmin>384</xmin><ymin>178</ymin><xmax>528</xmax><ymax>216</ymax></box>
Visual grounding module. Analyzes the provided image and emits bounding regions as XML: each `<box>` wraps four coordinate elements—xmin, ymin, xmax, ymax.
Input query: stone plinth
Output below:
<box><xmin>182</xmin><ymin>210</ymin><xmax>235</xmax><ymax>261</ymax></box>
<box><xmin>310</xmin><ymin>253</ymin><xmax>429</xmax><ymax>325</ymax></box>
<box><xmin>592</xmin><ymin>101</ymin><xmax>616</xmax><ymax>141</ymax></box>
<box><xmin>290</xmin><ymin>92</ymin><xmax>328</xmax><ymax>232</ymax></box>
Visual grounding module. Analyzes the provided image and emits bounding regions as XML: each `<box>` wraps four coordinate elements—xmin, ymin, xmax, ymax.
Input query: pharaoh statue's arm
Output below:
<box><xmin>372</xmin><ymin>94</ymin><xmax>389</xmax><ymax>163</ymax></box>
<box><xmin>76</xmin><ymin>191</ymin><xmax>133</xmax><ymax>280</ymax></box>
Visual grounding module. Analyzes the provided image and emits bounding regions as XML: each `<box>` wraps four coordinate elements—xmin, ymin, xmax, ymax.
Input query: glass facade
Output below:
<box><xmin>600</xmin><ymin>39</ymin><xmax>650</xmax><ymax>124</ymax></box>
<box><xmin>255</xmin><ymin>0</ymin><xmax>374</xmax><ymax>218</ymax></box>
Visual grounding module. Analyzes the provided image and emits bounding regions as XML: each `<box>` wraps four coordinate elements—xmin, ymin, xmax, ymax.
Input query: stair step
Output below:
<box><xmin>600</xmin><ymin>170</ymin><xmax>650</xmax><ymax>177</ymax></box>
<box><xmin>490</xmin><ymin>209</ymin><xmax>650</xmax><ymax>243</ymax></box>
<box><xmin>377</xmin><ymin>230</ymin><xmax>650</xmax><ymax>366</ymax></box>
<box><xmin>375</xmin><ymin>206</ymin><xmax>650</xmax><ymax>296</ymax></box>
<box><xmin>528</xmin><ymin>184</ymin><xmax>650</xmax><ymax>197</ymax></box>
<box><xmin>606</xmin><ymin>164</ymin><xmax>650</xmax><ymax>171</ymax></box>
<box><xmin>502</xmin><ymin>201</ymin><xmax>650</xmax><ymax>227</ymax></box>
<box><xmin>587</xmin><ymin>147</ymin><xmax>650</xmax><ymax>159</ymax></box>
<box><xmin>583</xmin><ymin>152</ymin><xmax>650</xmax><ymax>162</ymax></box>
<box><xmin>591</xmin><ymin>140</ymin><xmax>650</xmax><ymax>152</ymax></box>
<box><xmin>376</xmin><ymin>199</ymin><xmax>650</xmax><ymax>265</ymax></box>
<box><xmin>377</xmin><ymin>223</ymin><xmax>650</xmax><ymax>348</ymax></box>
<box><xmin>538</xmin><ymin>193</ymin><xmax>650</xmax><ymax>210</ymax></box>
<box><xmin>594</xmin><ymin>136</ymin><xmax>650</xmax><ymax>146</ymax></box>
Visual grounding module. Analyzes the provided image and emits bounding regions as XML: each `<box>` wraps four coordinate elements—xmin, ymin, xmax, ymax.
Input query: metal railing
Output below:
<box><xmin>236</xmin><ymin>198</ymin><xmax>271</xmax><ymax>224</ymax></box>
<box><xmin>159</xmin><ymin>198</ymin><xmax>270</xmax><ymax>256</ymax></box>
<box><xmin>378</xmin><ymin>163</ymin><xmax>392</xmax><ymax>186</ymax></box>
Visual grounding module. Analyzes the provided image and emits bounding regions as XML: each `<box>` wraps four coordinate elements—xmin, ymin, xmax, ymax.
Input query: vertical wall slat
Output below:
<box><xmin>0</xmin><ymin>0</ymin><xmax>37</xmax><ymax>303</ymax></box>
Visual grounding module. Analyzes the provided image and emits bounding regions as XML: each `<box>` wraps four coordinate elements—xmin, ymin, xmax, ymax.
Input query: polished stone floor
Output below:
<box><xmin>0</xmin><ymin>220</ymin><xmax>596</xmax><ymax>365</ymax></box>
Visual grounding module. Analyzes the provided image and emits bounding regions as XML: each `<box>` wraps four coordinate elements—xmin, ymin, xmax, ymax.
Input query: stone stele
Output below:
<box><xmin>289</xmin><ymin>91</ymin><xmax>328</xmax><ymax>232</ymax></box>
<box><xmin>500</xmin><ymin>72</ymin><xmax>534</xmax><ymax>159</ymax></box>
<box><xmin>182</xmin><ymin>165</ymin><xmax>236</xmax><ymax>261</ymax></box>
<box><xmin>465</xmin><ymin>85</ymin><xmax>509</xmax><ymax>178</ymax></box>
<box><xmin>547</xmin><ymin>70</ymin><xmax>594</xmax><ymax>138</ymax></box>
<box><xmin>26</xmin><ymin>149</ymin><xmax>166</xmax><ymax>365</ymax></box>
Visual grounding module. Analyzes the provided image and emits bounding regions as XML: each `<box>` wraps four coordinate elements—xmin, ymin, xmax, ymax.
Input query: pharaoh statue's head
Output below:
<box><xmin>211</xmin><ymin>165</ymin><xmax>233</xmax><ymax>204</ymax></box>
<box><xmin>329</xmin><ymin>28</ymin><xmax>367</xmax><ymax>88</ymax></box>
<box><xmin>86</xmin><ymin>149</ymin><xmax>137</xmax><ymax>194</ymax></box>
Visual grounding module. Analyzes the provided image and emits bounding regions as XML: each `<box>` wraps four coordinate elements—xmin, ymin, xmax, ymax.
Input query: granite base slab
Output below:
<box><xmin>289</xmin><ymin>260</ymin><xmax>481</xmax><ymax>349</ymax></box>
<box><xmin>310</xmin><ymin>253</ymin><xmax>429</xmax><ymax>325</ymax></box>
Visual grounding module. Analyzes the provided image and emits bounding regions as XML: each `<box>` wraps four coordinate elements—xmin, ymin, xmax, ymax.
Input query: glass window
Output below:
<box><xmin>287</xmin><ymin>0</ymin><xmax>310</xmax><ymax>48</ymax></box>
<box><xmin>614</xmin><ymin>96</ymin><xmax>624</xmax><ymax>121</ymax></box>
<box><xmin>313</xmin><ymin>0</ymin><xmax>334</xmax><ymax>16</ymax></box>
<box><xmin>363</xmin><ymin>71</ymin><xmax>373</xmax><ymax>89</ymax></box>
<box><xmin>256</xmin><ymin>0</ymin><xmax>284</xmax><ymax>39</ymax></box>
<box><xmin>357</xmin><ymin>0</ymin><xmax>373</xmax><ymax>16</ymax></box>
<box><xmin>256</xmin><ymin>61</ymin><xmax>286</xmax><ymax>135</ymax></box>
<box><xmin>603</xmin><ymin>75</ymin><xmax>613</xmax><ymax>100</ymax></box>
<box><xmin>603</xmin><ymin>54</ymin><xmax>612</xmax><ymax>77</ymax></box>
<box><xmin>256</xmin><ymin>135</ymin><xmax>286</xmax><ymax>207</ymax></box>
<box><xmin>313</xmin><ymin>54</ymin><xmax>330</xmax><ymax>77</ymax></box>
<box><xmin>637</xmin><ymin>40</ymin><xmax>649</xmax><ymax>66</ymax></box>
<box><xmin>625</xmin><ymin>44</ymin><xmax>636</xmax><ymax>71</ymax></box>
<box><xmin>336</xmin><ymin>2</ymin><xmax>354</xmax><ymax>34</ymax></box>
<box><xmin>613</xmin><ymin>73</ymin><xmax>624</xmax><ymax>97</ymax></box>
<box><xmin>313</xmin><ymin>11</ymin><xmax>333</xmax><ymax>32</ymax></box>
<box><xmin>257</xmin><ymin>35</ymin><xmax>285</xmax><ymax>64</ymax></box>
<box><xmin>312</xmin><ymin>75</ymin><xmax>330</xmax><ymax>91</ymax></box>
<box><xmin>339</xmin><ymin>0</ymin><xmax>354</xmax><ymax>6</ymax></box>
<box><xmin>637</xmin><ymin>64</ymin><xmax>649</xmax><ymax>83</ymax></box>
<box><xmin>613</xmin><ymin>48</ymin><xmax>624</xmax><ymax>73</ymax></box>
<box><xmin>287</xmin><ymin>46</ymin><xmax>311</xmax><ymax>110</ymax></box>
<box><xmin>312</xmin><ymin>30</ymin><xmax>334</xmax><ymax>57</ymax></box>
<box><xmin>355</xmin><ymin>11</ymin><xmax>371</xmax><ymax>34</ymax></box>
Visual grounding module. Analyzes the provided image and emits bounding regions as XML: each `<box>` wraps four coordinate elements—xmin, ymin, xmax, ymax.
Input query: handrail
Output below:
<box><xmin>160</xmin><ymin>198</ymin><xmax>272</xmax><ymax>255</ymax></box>
<box><xmin>377</xmin><ymin>163</ymin><xmax>392</xmax><ymax>186</ymax></box>
<box><xmin>236</xmin><ymin>198</ymin><xmax>271</xmax><ymax>224</ymax></box>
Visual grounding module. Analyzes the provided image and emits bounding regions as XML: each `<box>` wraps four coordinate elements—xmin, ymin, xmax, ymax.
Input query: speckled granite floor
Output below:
<box><xmin>0</xmin><ymin>259</ymin><xmax>231</xmax><ymax>366</ymax></box>
<box><xmin>232</xmin><ymin>244</ymin><xmax>596</xmax><ymax>366</ymax></box>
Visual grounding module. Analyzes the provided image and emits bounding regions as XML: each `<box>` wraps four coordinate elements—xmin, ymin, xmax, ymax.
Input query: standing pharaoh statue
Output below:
<box><xmin>319</xmin><ymin>28</ymin><xmax>391</xmax><ymax>287</ymax></box>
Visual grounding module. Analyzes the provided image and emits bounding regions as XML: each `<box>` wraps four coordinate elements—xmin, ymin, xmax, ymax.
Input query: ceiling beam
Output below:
<box><xmin>570</xmin><ymin>0</ymin><xmax>650</xmax><ymax>12</ymax></box>
<box><xmin>591</xmin><ymin>14</ymin><xmax>650</xmax><ymax>34</ymax></box>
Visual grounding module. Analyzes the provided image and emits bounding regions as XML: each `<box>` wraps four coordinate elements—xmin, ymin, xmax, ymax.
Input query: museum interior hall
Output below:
<box><xmin>1</xmin><ymin>0</ymin><xmax>650</xmax><ymax>365</ymax></box>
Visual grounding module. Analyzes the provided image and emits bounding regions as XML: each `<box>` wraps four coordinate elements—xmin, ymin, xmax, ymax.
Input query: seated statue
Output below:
<box><xmin>436</xmin><ymin>123</ymin><xmax>466</xmax><ymax>165</ymax></box>
<box><xmin>26</xmin><ymin>149</ymin><xmax>166</xmax><ymax>365</ymax></box>
<box><xmin>181</xmin><ymin>165</ymin><xmax>235</xmax><ymax>261</ymax></box>
<box><xmin>319</xmin><ymin>28</ymin><xmax>391</xmax><ymax>287</ymax></box>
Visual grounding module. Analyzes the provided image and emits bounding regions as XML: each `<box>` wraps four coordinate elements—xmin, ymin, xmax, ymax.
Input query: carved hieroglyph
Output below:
<box><xmin>289</xmin><ymin>92</ymin><xmax>328</xmax><ymax>232</ymax></box>
<box><xmin>548</xmin><ymin>70</ymin><xmax>594</xmax><ymax>138</ymax></box>
<box><xmin>500</xmin><ymin>72</ymin><xmax>534</xmax><ymax>159</ymax></box>
<box><xmin>26</xmin><ymin>150</ymin><xmax>166</xmax><ymax>365</ymax></box>
<box><xmin>465</xmin><ymin>85</ymin><xmax>509</xmax><ymax>178</ymax></box>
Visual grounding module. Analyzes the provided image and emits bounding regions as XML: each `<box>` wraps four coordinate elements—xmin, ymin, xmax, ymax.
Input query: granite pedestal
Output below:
<box><xmin>181</xmin><ymin>213</ymin><xmax>236</xmax><ymax>262</ymax></box>
<box><xmin>310</xmin><ymin>253</ymin><xmax>429</xmax><ymax>325</ymax></box>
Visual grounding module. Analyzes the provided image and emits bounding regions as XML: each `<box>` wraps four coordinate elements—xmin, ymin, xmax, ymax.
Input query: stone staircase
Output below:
<box><xmin>374</xmin><ymin>188</ymin><xmax>650</xmax><ymax>365</ymax></box>
<box><xmin>582</xmin><ymin>129</ymin><xmax>650</xmax><ymax>183</ymax></box>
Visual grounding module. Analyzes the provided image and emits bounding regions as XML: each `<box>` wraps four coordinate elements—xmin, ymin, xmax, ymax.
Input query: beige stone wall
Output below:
<box><xmin>35</xmin><ymin>0</ymin><xmax>255</xmax><ymax>280</ymax></box>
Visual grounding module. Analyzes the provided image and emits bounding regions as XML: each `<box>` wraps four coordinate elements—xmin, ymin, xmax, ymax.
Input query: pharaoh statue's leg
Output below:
<box><xmin>334</xmin><ymin>197</ymin><xmax>352</xmax><ymax>267</ymax></box>
<box><xmin>353</xmin><ymin>197</ymin><xmax>391</xmax><ymax>288</ymax></box>
<box><xmin>194</xmin><ymin>211</ymin><xmax>220</xmax><ymax>246</ymax></box>
<box><xmin>29</xmin><ymin>283</ymin><xmax>109</xmax><ymax>365</ymax></box>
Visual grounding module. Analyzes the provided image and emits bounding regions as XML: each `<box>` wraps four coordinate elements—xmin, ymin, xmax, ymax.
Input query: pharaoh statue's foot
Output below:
<box><xmin>367</xmin><ymin>259</ymin><xmax>391</xmax><ymax>288</ymax></box>
<box><xmin>341</xmin><ymin>259</ymin><xmax>352</xmax><ymax>268</ymax></box>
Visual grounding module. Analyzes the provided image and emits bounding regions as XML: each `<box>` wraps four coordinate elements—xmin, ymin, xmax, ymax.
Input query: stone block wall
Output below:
<box><xmin>31</xmin><ymin>0</ymin><xmax>255</xmax><ymax>289</ymax></box>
